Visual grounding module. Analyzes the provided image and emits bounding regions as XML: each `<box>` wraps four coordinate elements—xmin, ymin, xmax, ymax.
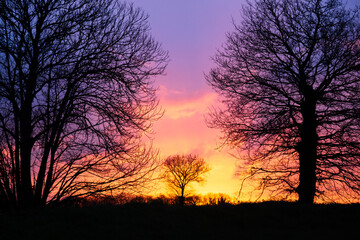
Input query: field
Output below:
<box><xmin>1</xmin><ymin>202</ymin><xmax>359</xmax><ymax>240</ymax></box>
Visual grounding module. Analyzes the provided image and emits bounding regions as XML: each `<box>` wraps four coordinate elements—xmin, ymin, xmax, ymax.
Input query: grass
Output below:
<box><xmin>1</xmin><ymin>202</ymin><xmax>359</xmax><ymax>240</ymax></box>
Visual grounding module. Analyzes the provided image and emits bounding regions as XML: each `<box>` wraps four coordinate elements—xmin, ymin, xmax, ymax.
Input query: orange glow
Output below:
<box><xmin>150</xmin><ymin>85</ymin><xmax>241</xmax><ymax>198</ymax></box>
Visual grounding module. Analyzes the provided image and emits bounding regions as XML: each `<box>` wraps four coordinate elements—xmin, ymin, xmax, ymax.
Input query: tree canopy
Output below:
<box><xmin>163</xmin><ymin>154</ymin><xmax>210</xmax><ymax>205</ymax></box>
<box><xmin>0</xmin><ymin>0</ymin><xmax>168</xmax><ymax>207</ymax></box>
<box><xmin>207</xmin><ymin>0</ymin><xmax>360</xmax><ymax>203</ymax></box>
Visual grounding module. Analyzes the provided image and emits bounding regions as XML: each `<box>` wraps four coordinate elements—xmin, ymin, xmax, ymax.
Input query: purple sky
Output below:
<box><xmin>132</xmin><ymin>0</ymin><xmax>358</xmax><ymax>94</ymax></box>
<box><xmin>131</xmin><ymin>0</ymin><xmax>246</xmax><ymax>93</ymax></box>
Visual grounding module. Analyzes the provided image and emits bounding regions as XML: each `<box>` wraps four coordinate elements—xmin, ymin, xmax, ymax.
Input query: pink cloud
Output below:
<box><xmin>157</xmin><ymin>85</ymin><xmax>218</xmax><ymax>120</ymax></box>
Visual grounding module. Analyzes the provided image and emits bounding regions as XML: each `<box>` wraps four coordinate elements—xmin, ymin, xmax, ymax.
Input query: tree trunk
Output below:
<box><xmin>19</xmin><ymin>45</ymin><xmax>39</xmax><ymax>207</ymax></box>
<box><xmin>297</xmin><ymin>88</ymin><xmax>318</xmax><ymax>204</ymax></box>
<box><xmin>19</xmin><ymin>105</ymin><xmax>34</xmax><ymax>207</ymax></box>
<box><xmin>179</xmin><ymin>187</ymin><xmax>185</xmax><ymax>206</ymax></box>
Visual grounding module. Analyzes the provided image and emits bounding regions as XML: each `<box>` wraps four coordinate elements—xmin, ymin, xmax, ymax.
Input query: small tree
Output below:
<box><xmin>163</xmin><ymin>154</ymin><xmax>210</xmax><ymax>205</ymax></box>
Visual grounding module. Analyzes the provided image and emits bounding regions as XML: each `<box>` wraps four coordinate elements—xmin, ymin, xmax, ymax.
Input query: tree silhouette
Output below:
<box><xmin>0</xmin><ymin>0</ymin><xmax>168</xmax><ymax>207</ymax></box>
<box><xmin>163</xmin><ymin>154</ymin><xmax>210</xmax><ymax>205</ymax></box>
<box><xmin>207</xmin><ymin>0</ymin><xmax>360</xmax><ymax>203</ymax></box>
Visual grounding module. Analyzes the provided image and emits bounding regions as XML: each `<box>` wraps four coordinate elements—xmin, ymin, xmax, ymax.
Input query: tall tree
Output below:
<box><xmin>207</xmin><ymin>0</ymin><xmax>360</xmax><ymax>203</ymax></box>
<box><xmin>0</xmin><ymin>0</ymin><xmax>168</xmax><ymax>207</ymax></box>
<box><xmin>163</xmin><ymin>154</ymin><xmax>210</xmax><ymax>205</ymax></box>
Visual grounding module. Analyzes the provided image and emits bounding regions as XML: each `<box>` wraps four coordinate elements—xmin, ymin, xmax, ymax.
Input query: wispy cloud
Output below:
<box><xmin>157</xmin><ymin>85</ymin><xmax>218</xmax><ymax>119</ymax></box>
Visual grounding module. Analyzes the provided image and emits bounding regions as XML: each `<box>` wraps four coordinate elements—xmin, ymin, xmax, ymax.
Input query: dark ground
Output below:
<box><xmin>0</xmin><ymin>202</ymin><xmax>359</xmax><ymax>240</ymax></box>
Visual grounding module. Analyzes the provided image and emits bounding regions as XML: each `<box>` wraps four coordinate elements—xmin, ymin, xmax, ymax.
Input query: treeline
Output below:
<box><xmin>62</xmin><ymin>193</ymin><xmax>236</xmax><ymax>207</ymax></box>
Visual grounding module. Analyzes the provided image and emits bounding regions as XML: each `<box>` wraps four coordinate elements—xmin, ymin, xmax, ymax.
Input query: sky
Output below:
<box><xmin>130</xmin><ymin>0</ymin><xmax>247</xmax><ymax>197</ymax></box>
<box><xmin>131</xmin><ymin>0</ymin><xmax>359</xmax><ymax>198</ymax></box>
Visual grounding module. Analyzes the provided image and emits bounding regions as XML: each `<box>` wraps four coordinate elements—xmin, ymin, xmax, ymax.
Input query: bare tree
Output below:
<box><xmin>163</xmin><ymin>154</ymin><xmax>210</xmax><ymax>205</ymax></box>
<box><xmin>0</xmin><ymin>0</ymin><xmax>168</xmax><ymax>207</ymax></box>
<box><xmin>207</xmin><ymin>0</ymin><xmax>360</xmax><ymax>203</ymax></box>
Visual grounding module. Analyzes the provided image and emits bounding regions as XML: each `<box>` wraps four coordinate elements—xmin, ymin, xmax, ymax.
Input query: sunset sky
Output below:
<box><xmin>131</xmin><ymin>0</ymin><xmax>359</xmax><ymax>199</ymax></box>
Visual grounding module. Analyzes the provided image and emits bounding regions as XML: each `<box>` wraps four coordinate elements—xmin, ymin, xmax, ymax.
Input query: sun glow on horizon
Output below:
<box><xmin>148</xmin><ymin>85</ymin><xmax>242</xmax><ymax>198</ymax></box>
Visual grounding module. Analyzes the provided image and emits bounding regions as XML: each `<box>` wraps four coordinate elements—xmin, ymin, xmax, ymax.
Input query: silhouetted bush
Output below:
<box><xmin>203</xmin><ymin>193</ymin><xmax>233</xmax><ymax>206</ymax></box>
